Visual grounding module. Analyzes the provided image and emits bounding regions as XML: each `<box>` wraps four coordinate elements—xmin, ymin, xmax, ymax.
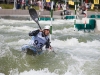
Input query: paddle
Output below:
<box><xmin>29</xmin><ymin>8</ymin><xmax>56</xmax><ymax>54</ymax></box>
<box><xmin>29</xmin><ymin>8</ymin><xmax>41</xmax><ymax>29</ymax></box>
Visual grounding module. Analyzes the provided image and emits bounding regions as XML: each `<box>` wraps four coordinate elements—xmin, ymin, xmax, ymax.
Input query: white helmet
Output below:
<box><xmin>44</xmin><ymin>25</ymin><xmax>50</xmax><ymax>30</ymax></box>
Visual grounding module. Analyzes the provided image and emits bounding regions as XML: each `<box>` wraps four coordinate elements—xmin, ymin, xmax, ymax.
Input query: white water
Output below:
<box><xmin>0</xmin><ymin>19</ymin><xmax>100</xmax><ymax>75</ymax></box>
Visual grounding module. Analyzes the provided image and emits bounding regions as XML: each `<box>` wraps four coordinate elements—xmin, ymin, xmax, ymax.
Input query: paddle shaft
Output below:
<box><xmin>37</xmin><ymin>22</ymin><xmax>42</xmax><ymax>30</ymax></box>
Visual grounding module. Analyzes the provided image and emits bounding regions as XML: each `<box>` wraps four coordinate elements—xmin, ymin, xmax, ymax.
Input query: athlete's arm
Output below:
<box><xmin>29</xmin><ymin>29</ymin><xmax>40</xmax><ymax>36</ymax></box>
<box><xmin>45</xmin><ymin>38</ymin><xmax>51</xmax><ymax>49</ymax></box>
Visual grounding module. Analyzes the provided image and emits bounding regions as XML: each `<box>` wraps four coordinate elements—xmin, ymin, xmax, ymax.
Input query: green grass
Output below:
<box><xmin>32</xmin><ymin>6</ymin><xmax>39</xmax><ymax>10</ymax></box>
<box><xmin>0</xmin><ymin>4</ymin><xmax>100</xmax><ymax>12</ymax></box>
<box><xmin>0</xmin><ymin>4</ymin><xmax>13</xmax><ymax>9</ymax></box>
<box><xmin>0</xmin><ymin>4</ymin><xmax>39</xmax><ymax>10</ymax></box>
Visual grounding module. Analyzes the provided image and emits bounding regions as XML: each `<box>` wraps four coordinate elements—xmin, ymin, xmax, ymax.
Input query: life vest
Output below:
<box><xmin>29</xmin><ymin>32</ymin><xmax>49</xmax><ymax>49</ymax></box>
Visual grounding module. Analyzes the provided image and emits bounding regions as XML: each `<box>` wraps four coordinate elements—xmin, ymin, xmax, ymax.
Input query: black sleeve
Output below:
<box><xmin>45</xmin><ymin>38</ymin><xmax>51</xmax><ymax>48</ymax></box>
<box><xmin>29</xmin><ymin>30</ymin><xmax>40</xmax><ymax>36</ymax></box>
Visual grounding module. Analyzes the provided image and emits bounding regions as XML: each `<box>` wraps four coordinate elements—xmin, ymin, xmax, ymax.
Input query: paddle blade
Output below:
<box><xmin>29</xmin><ymin>8</ymin><xmax>41</xmax><ymax>29</ymax></box>
<box><xmin>29</xmin><ymin>8</ymin><xmax>39</xmax><ymax>23</ymax></box>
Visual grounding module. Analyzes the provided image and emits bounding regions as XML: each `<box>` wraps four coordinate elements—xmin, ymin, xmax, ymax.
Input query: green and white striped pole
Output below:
<box><xmin>74</xmin><ymin>0</ymin><xmax>77</xmax><ymax>31</ymax></box>
<box><xmin>50</xmin><ymin>0</ymin><xmax>53</xmax><ymax>40</ymax></box>
<box><xmin>50</xmin><ymin>0</ymin><xmax>56</xmax><ymax>54</ymax></box>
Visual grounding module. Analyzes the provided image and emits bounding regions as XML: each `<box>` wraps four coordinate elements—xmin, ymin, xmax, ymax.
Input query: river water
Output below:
<box><xmin>0</xmin><ymin>19</ymin><xmax>100</xmax><ymax>75</ymax></box>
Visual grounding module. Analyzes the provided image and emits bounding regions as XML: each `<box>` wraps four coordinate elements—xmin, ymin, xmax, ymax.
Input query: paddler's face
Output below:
<box><xmin>44</xmin><ymin>29</ymin><xmax>50</xmax><ymax>36</ymax></box>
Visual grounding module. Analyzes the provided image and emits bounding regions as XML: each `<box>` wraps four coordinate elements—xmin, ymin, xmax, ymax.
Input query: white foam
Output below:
<box><xmin>39</xmin><ymin>19</ymin><xmax>74</xmax><ymax>25</ymax></box>
<box><xmin>0</xmin><ymin>19</ymin><xmax>35</xmax><ymax>24</ymax></box>
<box><xmin>8</xmin><ymin>67</ymin><xmax>85</xmax><ymax>75</ymax></box>
<box><xmin>51</xmin><ymin>38</ymin><xmax>100</xmax><ymax>61</ymax></box>
<box><xmin>0</xmin><ymin>25</ymin><xmax>35</xmax><ymax>33</ymax></box>
<box><xmin>52</xmin><ymin>27</ymin><xmax>85</xmax><ymax>36</ymax></box>
<box><xmin>51</xmin><ymin>38</ymin><xmax>79</xmax><ymax>48</ymax></box>
<box><xmin>18</xmin><ymin>39</ymin><xmax>30</xmax><ymax>45</ymax></box>
<box><xmin>19</xmin><ymin>68</ymin><xmax>57</xmax><ymax>75</ymax></box>
<box><xmin>0</xmin><ymin>19</ymin><xmax>75</xmax><ymax>25</ymax></box>
<box><xmin>51</xmin><ymin>38</ymin><xmax>100</xmax><ymax>48</ymax></box>
<box><xmin>0</xmin><ymin>73</ymin><xmax>5</xmax><ymax>75</ymax></box>
<box><xmin>0</xmin><ymin>19</ymin><xmax>100</xmax><ymax>75</ymax></box>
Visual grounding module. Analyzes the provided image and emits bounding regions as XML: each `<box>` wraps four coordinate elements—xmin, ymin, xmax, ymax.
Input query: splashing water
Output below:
<box><xmin>0</xmin><ymin>19</ymin><xmax>100</xmax><ymax>75</ymax></box>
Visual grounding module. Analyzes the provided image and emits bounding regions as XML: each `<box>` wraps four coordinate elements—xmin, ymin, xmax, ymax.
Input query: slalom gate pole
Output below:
<box><xmin>50</xmin><ymin>0</ymin><xmax>53</xmax><ymax>41</ymax></box>
<box><xmin>84</xmin><ymin>0</ymin><xmax>88</xmax><ymax>29</ymax></box>
<box><xmin>74</xmin><ymin>0</ymin><xmax>77</xmax><ymax>31</ymax></box>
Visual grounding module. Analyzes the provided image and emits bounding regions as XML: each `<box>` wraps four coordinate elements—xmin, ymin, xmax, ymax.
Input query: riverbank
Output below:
<box><xmin>0</xmin><ymin>9</ymin><xmax>62</xmax><ymax>20</ymax></box>
<box><xmin>0</xmin><ymin>9</ymin><xmax>100</xmax><ymax>20</ymax></box>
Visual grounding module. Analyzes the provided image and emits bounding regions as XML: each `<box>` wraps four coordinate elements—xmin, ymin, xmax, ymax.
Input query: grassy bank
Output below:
<box><xmin>0</xmin><ymin>4</ymin><xmax>13</xmax><ymax>9</ymax></box>
<box><xmin>0</xmin><ymin>4</ymin><xmax>39</xmax><ymax>10</ymax></box>
<box><xmin>0</xmin><ymin>4</ymin><xmax>100</xmax><ymax>12</ymax></box>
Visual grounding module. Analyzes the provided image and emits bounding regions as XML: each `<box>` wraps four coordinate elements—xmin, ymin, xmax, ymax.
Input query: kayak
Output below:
<box><xmin>21</xmin><ymin>44</ymin><xmax>43</xmax><ymax>56</ymax></box>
